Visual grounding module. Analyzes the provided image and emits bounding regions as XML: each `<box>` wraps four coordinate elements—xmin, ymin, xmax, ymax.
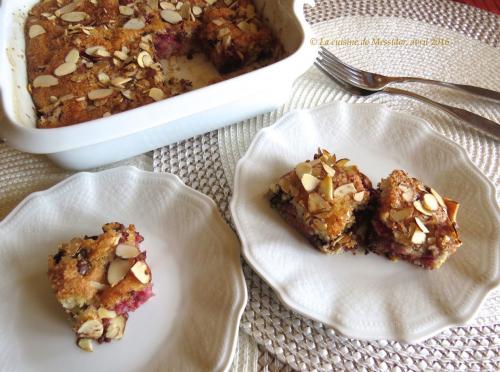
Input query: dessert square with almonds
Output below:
<box><xmin>370</xmin><ymin>170</ymin><xmax>461</xmax><ymax>269</ymax></box>
<box><xmin>25</xmin><ymin>0</ymin><xmax>282</xmax><ymax>128</ymax></box>
<box><xmin>268</xmin><ymin>149</ymin><xmax>374</xmax><ymax>254</ymax></box>
<box><xmin>47</xmin><ymin>222</ymin><xmax>153</xmax><ymax>352</ymax></box>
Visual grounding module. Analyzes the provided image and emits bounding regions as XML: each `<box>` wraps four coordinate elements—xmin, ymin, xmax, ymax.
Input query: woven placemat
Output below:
<box><xmin>153</xmin><ymin>1</ymin><xmax>500</xmax><ymax>370</ymax></box>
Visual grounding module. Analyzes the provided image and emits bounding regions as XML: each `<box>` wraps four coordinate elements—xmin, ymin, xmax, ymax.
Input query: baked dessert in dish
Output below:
<box><xmin>47</xmin><ymin>222</ymin><xmax>153</xmax><ymax>351</ymax></box>
<box><xmin>268</xmin><ymin>149</ymin><xmax>374</xmax><ymax>254</ymax></box>
<box><xmin>370</xmin><ymin>170</ymin><xmax>461</xmax><ymax>269</ymax></box>
<box><xmin>25</xmin><ymin>0</ymin><xmax>282</xmax><ymax>128</ymax></box>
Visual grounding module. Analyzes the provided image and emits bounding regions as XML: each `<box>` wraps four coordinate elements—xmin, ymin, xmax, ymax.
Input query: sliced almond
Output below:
<box><xmin>107</xmin><ymin>259</ymin><xmax>130</xmax><ymax>286</ymax></box>
<box><xmin>149</xmin><ymin>87</ymin><xmax>165</xmax><ymax>101</ymax></box>
<box><xmin>119</xmin><ymin>5</ymin><xmax>134</xmax><ymax>16</ymax></box>
<box><xmin>444</xmin><ymin>198</ymin><xmax>460</xmax><ymax>223</ymax></box>
<box><xmin>333</xmin><ymin>183</ymin><xmax>356</xmax><ymax>198</ymax></box>
<box><xmin>88</xmin><ymin>88</ymin><xmax>113</xmax><ymax>100</ymax></box>
<box><xmin>115</xmin><ymin>243</ymin><xmax>140</xmax><ymax>259</ymax></box>
<box><xmin>95</xmin><ymin>49</ymin><xmax>111</xmax><ymax>57</ymax></box>
<box><xmin>33</xmin><ymin>75</ymin><xmax>59</xmax><ymax>88</ymax></box>
<box><xmin>137</xmin><ymin>51</ymin><xmax>153</xmax><ymax>68</ymax></box>
<box><xmin>295</xmin><ymin>162</ymin><xmax>312</xmax><ymax>180</ymax></box>
<box><xmin>161</xmin><ymin>9</ymin><xmax>183</xmax><ymax>24</ymax></box>
<box><xmin>390</xmin><ymin>207</ymin><xmax>413</xmax><ymax>222</ymax></box>
<box><xmin>415</xmin><ymin>217</ymin><xmax>429</xmax><ymax>234</ymax></box>
<box><xmin>422</xmin><ymin>193</ymin><xmax>438</xmax><ymax>211</ymax></box>
<box><xmin>147</xmin><ymin>0</ymin><xmax>159</xmax><ymax>9</ymax></box>
<box><xmin>179</xmin><ymin>3</ymin><xmax>191</xmax><ymax>19</ymax></box>
<box><xmin>123</xmin><ymin>18</ymin><xmax>145</xmax><ymax>30</ymax></box>
<box><xmin>206</xmin><ymin>0</ymin><xmax>217</xmax><ymax>5</ymax></box>
<box><xmin>321</xmin><ymin>162</ymin><xmax>336</xmax><ymax>177</ymax></box>
<box><xmin>160</xmin><ymin>2</ymin><xmax>176</xmax><ymax>10</ymax></box>
<box><xmin>414</xmin><ymin>200</ymin><xmax>433</xmax><ymax>216</ymax></box>
<box><xmin>55</xmin><ymin>2</ymin><xmax>77</xmax><ymax>17</ymax></box>
<box><xmin>192</xmin><ymin>5</ymin><xmax>202</xmax><ymax>16</ymax></box>
<box><xmin>65</xmin><ymin>48</ymin><xmax>80</xmax><ymax>64</ymax></box>
<box><xmin>77</xmin><ymin>319</ymin><xmax>103</xmax><ymax>339</ymax></box>
<box><xmin>318</xmin><ymin>176</ymin><xmax>333</xmax><ymax>201</ymax></box>
<box><xmin>308</xmin><ymin>192</ymin><xmax>329</xmax><ymax>213</ymax></box>
<box><xmin>212</xmin><ymin>18</ymin><xmax>225</xmax><ymax>26</ymax></box>
<box><xmin>29</xmin><ymin>24</ymin><xmax>46</xmax><ymax>38</ymax></box>
<box><xmin>335</xmin><ymin>158</ymin><xmax>350</xmax><ymax>167</ymax></box>
<box><xmin>61</xmin><ymin>11</ymin><xmax>88</xmax><ymax>23</ymax></box>
<box><xmin>97</xmin><ymin>72</ymin><xmax>110</xmax><ymax>84</ymax></box>
<box><xmin>430</xmin><ymin>188</ymin><xmax>446</xmax><ymax>208</ymax></box>
<box><xmin>353</xmin><ymin>191</ymin><xmax>365</xmax><ymax>202</ymax></box>
<box><xmin>113</xmin><ymin>50</ymin><xmax>128</xmax><ymax>61</ymax></box>
<box><xmin>237</xmin><ymin>21</ymin><xmax>251</xmax><ymax>32</ymax></box>
<box><xmin>97</xmin><ymin>307</ymin><xmax>117</xmax><ymax>319</ymax></box>
<box><xmin>301</xmin><ymin>174</ymin><xmax>320</xmax><ymax>192</ymax></box>
<box><xmin>121</xmin><ymin>90</ymin><xmax>133</xmax><ymax>100</ymax></box>
<box><xmin>54</xmin><ymin>62</ymin><xmax>77</xmax><ymax>76</ymax></box>
<box><xmin>131</xmin><ymin>261</ymin><xmax>150</xmax><ymax>284</ymax></box>
<box><xmin>105</xmin><ymin>315</ymin><xmax>126</xmax><ymax>339</ymax></box>
<box><xmin>402</xmin><ymin>190</ymin><xmax>414</xmax><ymax>203</ymax></box>
<box><xmin>411</xmin><ymin>228</ymin><xmax>427</xmax><ymax>245</ymax></box>
<box><xmin>111</xmin><ymin>76</ymin><xmax>132</xmax><ymax>88</ymax></box>
<box><xmin>77</xmin><ymin>338</ymin><xmax>93</xmax><ymax>352</ymax></box>
<box><xmin>90</xmin><ymin>281</ymin><xmax>105</xmax><ymax>290</ymax></box>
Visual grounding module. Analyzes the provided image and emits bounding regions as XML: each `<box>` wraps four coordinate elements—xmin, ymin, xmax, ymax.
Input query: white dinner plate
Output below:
<box><xmin>230</xmin><ymin>102</ymin><xmax>499</xmax><ymax>342</ymax></box>
<box><xmin>0</xmin><ymin>167</ymin><xmax>246</xmax><ymax>372</ymax></box>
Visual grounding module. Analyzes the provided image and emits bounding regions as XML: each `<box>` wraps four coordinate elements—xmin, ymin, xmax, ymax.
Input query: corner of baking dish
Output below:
<box><xmin>0</xmin><ymin>0</ymin><xmax>316</xmax><ymax>154</ymax></box>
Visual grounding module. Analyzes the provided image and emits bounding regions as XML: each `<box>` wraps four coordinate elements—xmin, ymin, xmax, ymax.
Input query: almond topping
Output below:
<box><xmin>192</xmin><ymin>6</ymin><xmax>202</xmax><ymax>16</ymax></box>
<box><xmin>161</xmin><ymin>9</ymin><xmax>183</xmax><ymax>24</ymax></box>
<box><xmin>77</xmin><ymin>319</ymin><xmax>103</xmax><ymax>339</ymax></box>
<box><xmin>319</xmin><ymin>176</ymin><xmax>333</xmax><ymax>201</ymax></box>
<box><xmin>212</xmin><ymin>18</ymin><xmax>225</xmax><ymax>26</ymax></box>
<box><xmin>353</xmin><ymin>191</ymin><xmax>365</xmax><ymax>202</ymax></box>
<box><xmin>29</xmin><ymin>24</ymin><xmax>46</xmax><ymax>38</ymax></box>
<box><xmin>308</xmin><ymin>192</ymin><xmax>329</xmax><ymax>213</ymax></box>
<box><xmin>295</xmin><ymin>162</ymin><xmax>312</xmax><ymax>179</ymax></box>
<box><xmin>131</xmin><ymin>261</ymin><xmax>150</xmax><ymax>284</ymax></box>
<box><xmin>97</xmin><ymin>307</ymin><xmax>117</xmax><ymax>319</ymax></box>
<box><xmin>55</xmin><ymin>2</ymin><xmax>77</xmax><ymax>17</ymax></box>
<box><xmin>88</xmin><ymin>88</ymin><xmax>113</xmax><ymax>100</ymax></box>
<box><xmin>160</xmin><ymin>2</ymin><xmax>176</xmax><ymax>10</ymax></box>
<box><xmin>415</xmin><ymin>217</ymin><xmax>429</xmax><ymax>234</ymax></box>
<box><xmin>54</xmin><ymin>62</ymin><xmax>77</xmax><ymax>76</ymax></box>
<box><xmin>33</xmin><ymin>75</ymin><xmax>59</xmax><ymax>88</ymax></box>
<box><xmin>115</xmin><ymin>243</ymin><xmax>140</xmax><ymax>259</ymax></box>
<box><xmin>301</xmin><ymin>174</ymin><xmax>320</xmax><ymax>192</ymax></box>
<box><xmin>402</xmin><ymin>190</ymin><xmax>414</xmax><ymax>202</ymax></box>
<box><xmin>430</xmin><ymin>188</ymin><xmax>446</xmax><ymax>208</ymax></box>
<box><xmin>149</xmin><ymin>87</ymin><xmax>165</xmax><ymax>101</ymax></box>
<box><xmin>61</xmin><ymin>11</ymin><xmax>88</xmax><ymax>23</ymax></box>
<box><xmin>137</xmin><ymin>51</ymin><xmax>153</xmax><ymax>68</ymax></box>
<box><xmin>335</xmin><ymin>158</ymin><xmax>350</xmax><ymax>167</ymax></box>
<box><xmin>65</xmin><ymin>48</ymin><xmax>80</xmax><ymax>64</ymax></box>
<box><xmin>411</xmin><ymin>228</ymin><xmax>427</xmax><ymax>245</ymax></box>
<box><xmin>206</xmin><ymin>0</ymin><xmax>217</xmax><ymax>5</ymax></box>
<box><xmin>97</xmin><ymin>72</ymin><xmax>110</xmax><ymax>84</ymax></box>
<box><xmin>179</xmin><ymin>3</ymin><xmax>191</xmax><ymax>19</ymax></box>
<box><xmin>123</xmin><ymin>18</ymin><xmax>145</xmax><ymax>30</ymax></box>
<box><xmin>119</xmin><ymin>5</ymin><xmax>134</xmax><ymax>16</ymax></box>
<box><xmin>90</xmin><ymin>281</ymin><xmax>105</xmax><ymax>290</ymax></box>
<box><xmin>105</xmin><ymin>316</ymin><xmax>126</xmax><ymax>339</ymax></box>
<box><xmin>444</xmin><ymin>198</ymin><xmax>460</xmax><ymax>223</ymax></box>
<box><xmin>321</xmin><ymin>162</ymin><xmax>336</xmax><ymax>177</ymax></box>
<box><xmin>78</xmin><ymin>338</ymin><xmax>93</xmax><ymax>352</ymax></box>
<box><xmin>107</xmin><ymin>259</ymin><xmax>130</xmax><ymax>286</ymax></box>
<box><xmin>390</xmin><ymin>207</ymin><xmax>413</xmax><ymax>222</ymax></box>
<box><xmin>113</xmin><ymin>50</ymin><xmax>128</xmax><ymax>61</ymax></box>
<box><xmin>111</xmin><ymin>76</ymin><xmax>132</xmax><ymax>88</ymax></box>
<box><xmin>413</xmin><ymin>200</ymin><xmax>433</xmax><ymax>216</ymax></box>
<box><xmin>422</xmin><ymin>193</ymin><xmax>438</xmax><ymax>211</ymax></box>
<box><xmin>333</xmin><ymin>183</ymin><xmax>356</xmax><ymax>198</ymax></box>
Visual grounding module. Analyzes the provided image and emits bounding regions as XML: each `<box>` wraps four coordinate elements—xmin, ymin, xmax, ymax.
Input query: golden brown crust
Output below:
<box><xmin>25</xmin><ymin>0</ymin><xmax>281</xmax><ymax>128</ymax></box>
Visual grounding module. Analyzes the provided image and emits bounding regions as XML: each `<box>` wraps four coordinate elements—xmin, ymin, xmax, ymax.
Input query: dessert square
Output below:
<box><xmin>370</xmin><ymin>170</ymin><xmax>461</xmax><ymax>269</ymax></box>
<box><xmin>268</xmin><ymin>149</ymin><xmax>374</xmax><ymax>254</ymax></box>
<box><xmin>47</xmin><ymin>222</ymin><xmax>153</xmax><ymax>351</ymax></box>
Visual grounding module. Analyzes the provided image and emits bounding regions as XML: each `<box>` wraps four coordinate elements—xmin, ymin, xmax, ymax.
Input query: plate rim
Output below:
<box><xmin>230</xmin><ymin>101</ymin><xmax>500</xmax><ymax>342</ymax></box>
<box><xmin>0</xmin><ymin>166</ymin><xmax>247</xmax><ymax>372</ymax></box>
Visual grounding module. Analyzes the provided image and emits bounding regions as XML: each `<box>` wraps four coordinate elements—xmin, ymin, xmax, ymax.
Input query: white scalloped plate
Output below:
<box><xmin>230</xmin><ymin>102</ymin><xmax>500</xmax><ymax>342</ymax></box>
<box><xmin>0</xmin><ymin>167</ymin><xmax>246</xmax><ymax>372</ymax></box>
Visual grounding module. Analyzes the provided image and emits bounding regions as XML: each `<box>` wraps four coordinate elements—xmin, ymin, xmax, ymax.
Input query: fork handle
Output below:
<box><xmin>392</xmin><ymin>77</ymin><xmax>500</xmax><ymax>102</ymax></box>
<box><xmin>383</xmin><ymin>87</ymin><xmax>500</xmax><ymax>140</ymax></box>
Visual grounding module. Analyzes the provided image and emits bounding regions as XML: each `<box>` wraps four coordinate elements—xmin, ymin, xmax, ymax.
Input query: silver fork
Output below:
<box><xmin>319</xmin><ymin>47</ymin><xmax>500</xmax><ymax>102</ymax></box>
<box><xmin>315</xmin><ymin>51</ymin><xmax>500</xmax><ymax>140</ymax></box>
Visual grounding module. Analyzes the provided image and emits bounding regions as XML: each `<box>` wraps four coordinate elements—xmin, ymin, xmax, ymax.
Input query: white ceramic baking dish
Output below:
<box><xmin>0</xmin><ymin>0</ymin><xmax>316</xmax><ymax>170</ymax></box>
